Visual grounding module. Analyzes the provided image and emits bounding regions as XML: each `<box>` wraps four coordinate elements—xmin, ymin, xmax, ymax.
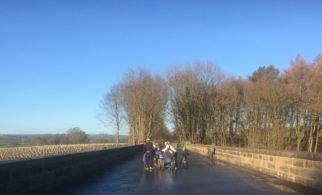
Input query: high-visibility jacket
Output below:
<box><xmin>162</xmin><ymin>144</ymin><xmax>177</xmax><ymax>154</ymax></box>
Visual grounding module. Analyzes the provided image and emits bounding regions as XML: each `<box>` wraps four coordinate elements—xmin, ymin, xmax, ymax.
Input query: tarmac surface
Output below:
<box><xmin>49</xmin><ymin>152</ymin><xmax>320</xmax><ymax>195</ymax></box>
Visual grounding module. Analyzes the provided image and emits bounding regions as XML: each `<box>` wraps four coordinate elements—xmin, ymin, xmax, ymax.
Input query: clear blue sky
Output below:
<box><xmin>1</xmin><ymin>0</ymin><xmax>322</xmax><ymax>134</ymax></box>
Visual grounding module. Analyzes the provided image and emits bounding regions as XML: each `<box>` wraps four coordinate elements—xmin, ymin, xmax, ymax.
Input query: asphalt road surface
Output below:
<box><xmin>49</xmin><ymin>152</ymin><xmax>319</xmax><ymax>195</ymax></box>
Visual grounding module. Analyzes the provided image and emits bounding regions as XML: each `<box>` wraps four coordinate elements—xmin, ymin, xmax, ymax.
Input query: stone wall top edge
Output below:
<box><xmin>0</xmin><ymin>144</ymin><xmax>142</xmax><ymax>165</ymax></box>
<box><xmin>189</xmin><ymin>144</ymin><xmax>322</xmax><ymax>161</ymax></box>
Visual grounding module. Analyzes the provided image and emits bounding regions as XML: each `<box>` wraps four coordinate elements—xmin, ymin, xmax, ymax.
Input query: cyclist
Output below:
<box><xmin>143</xmin><ymin>137</ymin><xmax>154</xmax><ymax>170</ymax></box>
<box><xmin>154</xmin><ymin>144</ymin><xmax>163</xmax><ymax>168</ymax></box>
<box><xmin>210</xmin><ymin>141</ymin><xmax>216</xmax><ymax>160</ymax></box>
<box><xmin>162</xmin><ymin>141</ymin><xmax>178</xmax><ymax>169</ymax></box>
<box><xmin>180</xmin><ymin>144</ymin><xmax>189</xmax><ymax>167</ymax></box>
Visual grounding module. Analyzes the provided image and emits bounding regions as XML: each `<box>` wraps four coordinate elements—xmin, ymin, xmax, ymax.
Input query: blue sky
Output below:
<box><xmin>1</xmin><ymin>0</ymin><xmax>322</xmax><ymax>134</ymax></box>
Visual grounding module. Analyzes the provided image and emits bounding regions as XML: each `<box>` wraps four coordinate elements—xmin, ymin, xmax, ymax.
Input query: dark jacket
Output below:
<box><xmin>143</xmin><ymin>142</ymin><xmax>154</xmax><ymax>154</ymax></box>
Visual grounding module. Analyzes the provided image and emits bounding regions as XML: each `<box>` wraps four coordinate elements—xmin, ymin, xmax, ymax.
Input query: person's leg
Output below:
<box><xmin>147</xmin><ymin>153</ymin><xmax>150</xmax><ymax>168</ymax></box>
<box><xmin>143</xmin><ymin>153</ymin><xmax>146</xmax><ymax>168</ymax></box>
<box><xmin>174</xmin><ymin>152</ymin><xmax>178</xmax><ymax>168</ymax></box>
<box><xmin>151</xmin><ymin>154</ymin><xmax>154</xmax><ymax>168</ymax></box>
<box><xmin>146</xmin><ymin>153</ymin><xmax>149</xmax><ymax>168</ymax></box>
<box><xmin>149</xmin><ymin>153</ymin><xmax>153</xmax><ymax>168</ymax></box>
<box><xmin>146</xmin><ymin>153</ymin><xmax>150</xmax><ymax>169</ymax></box>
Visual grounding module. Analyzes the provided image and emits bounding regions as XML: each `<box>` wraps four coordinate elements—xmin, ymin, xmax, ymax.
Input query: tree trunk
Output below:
<box><xmin>116</xmin><ymin>118</ymin><xmax>120</xmax><ymax>144</ymax></box>
<box><xmin>314</xmin><ymin>119</ymin><xmax>320</xmax><ymax>152</ymax></box>
<box><xmin>296</xmin><ymin>128</ymin><xmax>301</xmax><ymax>151</ymax></box>
<box><xmin>308</xmin><ymin>122</ymin><xmax>314</xmax><ymax>152</ymax></box>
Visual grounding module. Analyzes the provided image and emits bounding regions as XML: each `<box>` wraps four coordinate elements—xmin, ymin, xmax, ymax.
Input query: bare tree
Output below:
<box><xmin>121</xmin><ymin>68</ymin><xmax>168</xmax><ymax>144</ymax></box>
<box><xmin>103</xmin><ymin>84</ymin><xmax>124</xmax><ymax>144</ymax></box>
<box><xmin>167</xmin><ymin>62</ymin><xmax>224</xmax><ymax>144</ymax></box>
<box><xmin>307</xmin><ymin>55</ymin><xmax>322</xmax><ymax>152</ymax></box>
<box><xmin>100</xmin><ymin>54</ymin><xmax>322</xmax><ymax>152</ymax></box>
<box><xmin>281</xmin><ymin>55</ymin><xmax>310</xmax><ymax>151</ymax></box>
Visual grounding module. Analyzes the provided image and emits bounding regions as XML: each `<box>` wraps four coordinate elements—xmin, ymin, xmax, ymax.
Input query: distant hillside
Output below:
<box><xmin>0</xmin><ymin>134</ymin><xmax>128</xmax><ymax>147</ymax></box>
<box><xmin>88</xmin><ymin>134</ymin><xmax>128</xmax><ymax>139</ymax></box>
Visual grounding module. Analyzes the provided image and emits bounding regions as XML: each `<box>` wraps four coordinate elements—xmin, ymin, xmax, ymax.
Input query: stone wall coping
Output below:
<box><xmin>0</xmin><ymin>144</ymin><xmax>142</xmax><ymax>165</ymax></box>
<box><xmin>189</xmin><ymin>144</ymin><xmax>322</xmax><ymax>161</ymax></box>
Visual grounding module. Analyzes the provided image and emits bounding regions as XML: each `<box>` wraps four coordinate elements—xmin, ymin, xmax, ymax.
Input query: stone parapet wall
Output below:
<box><xmin>188</xmin><ymin>144</ymin><xmax>322</xmax><ymax>191</ymax></box>
<box><xmin>0</xmin><ymin>145</ymin><xmax>142</xmax><ymax>195</ymax></box>
<box><xmin>0</xmin><ymin>143</ymin><xmax>129</xmax><ymax>161</ymax></box>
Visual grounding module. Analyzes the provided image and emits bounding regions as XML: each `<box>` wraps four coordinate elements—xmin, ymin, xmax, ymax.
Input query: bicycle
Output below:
<box><xmin>169</xmin><ymin>155</ymin><xmax>177</xmax><ymax>172</ymax></box>
<box><xmin>158</xmin><ymin>153</ymin><xmax>165</xmax><ymax>170</ymax></box>
<box><xmin>181</xmin><ymin>156</ymin><xmax>188</xmax><ymax>169</ymax></box>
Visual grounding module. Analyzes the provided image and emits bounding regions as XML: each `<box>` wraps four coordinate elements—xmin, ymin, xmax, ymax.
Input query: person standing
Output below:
<box><xmin>180</xmin><ymin>145</ymin><xmax>189</xmax><ymax>168</ymax></box>
<box><xmin>143</xmin><ymin>137</ymin><xmax>154</xmax><ymax>170</ymax></box>
<box><xmin>162</xmin><ymin>141</ymin><xmax>178</xmax><ymax>169</ymax></box>
<box><xmin>210</xmin><ymin>141</ymin><xmax>216</xmax><ymax>160</ymax></box>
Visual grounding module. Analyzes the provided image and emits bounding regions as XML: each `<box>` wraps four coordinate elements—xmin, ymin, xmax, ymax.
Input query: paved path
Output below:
<box><xmin>49</xmin><ymin>152</ymin><xmax>318</xmax><ymax>195</ymax></box>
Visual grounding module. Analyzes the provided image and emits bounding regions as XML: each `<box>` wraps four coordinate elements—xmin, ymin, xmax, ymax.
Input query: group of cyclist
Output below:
<box><xmin>142</xmin><ymin>137</ymin><xmax>189</xmax><ymax>171</ymax></box>
<box><xmin>142</xmin><ymin>137</ymin><xmax>216</xmax><ymax>171</ymax></box>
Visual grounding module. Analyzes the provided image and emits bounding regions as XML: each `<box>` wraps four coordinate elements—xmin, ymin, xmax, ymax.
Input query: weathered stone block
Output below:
<box><xmin>304</xmin><ymin>160</ymin><xmax>313</xmax><ymax>169</ymax></box>
<box><xmin>253</xmin><ymin>154</ymin><xmax>259</xmax><ymax>159</ymax></box>
<box><xmin>279</xmin><ymin>165</ymin><xmax>289</xmax><ymax>173</ymax></box>
<box><xmin>289</xmin><ymin>166</ymin><xmax>301</xmax><ymax>176</ymax></box>
<box><xmin>261</xmin><ymin>167</ymin><xmax>271</xmax><ymax>175</ymax></box>
<box><xmin>277</xmin><ymin>171</ymin><xmax>289</xmax><ymax>180</ymax></box>
<box><xmin>277</xmin><ymin>156</ymin><xmax>292</xmax><ymax>165</ymax></box>
<box><xmin>262</xmin><ymin>155</ymin><xmax>269</xmax><ymax>161</ymax></box>
<box><xmin>312</xmin><ymin>161</ymin><xmax>322</xmax><ymax>170</ymax></box>
<box><xmin>293</xmin><ymin>159</ymin><xmax>304</xmax><ymax>167</ymax></box>
<box><xmin>294</xmin><ymin>175</ymin><xmax>307</xmax><ymax>185</ymax></box>
<box><xmin>267</xmin><ymin>162</ymin><xmax>275</xmax><ymax>169</ymax></box>
<box><xmin>293</xmin><ymin>167</ymin><xmax>319</xmax><ymax>180</ymax></box>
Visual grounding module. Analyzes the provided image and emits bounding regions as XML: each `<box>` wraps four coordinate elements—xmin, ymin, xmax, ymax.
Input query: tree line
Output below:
<box><xmin>30</xmin><ymin>127</ymin><xmax>89</xmax><ymax>145</ymax></box>
<box><xmin>0</xmin><ymin>127</ymin><xmax>90</xmax><ymax>147</ymax></box>
<box><xmin>103</xmin><ymin>55</ymin><xmax>322</xmax><ymax>152</ymax></box>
